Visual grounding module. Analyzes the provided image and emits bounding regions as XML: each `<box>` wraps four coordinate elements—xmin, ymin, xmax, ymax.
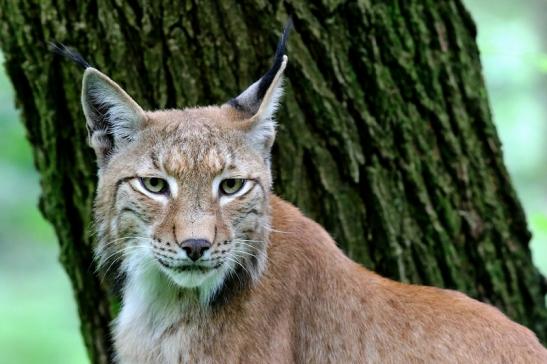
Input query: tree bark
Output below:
<box><xmin>0</xmin><ymin>0</ymin><xmax>545</xmax><ymax>362</ymax></box>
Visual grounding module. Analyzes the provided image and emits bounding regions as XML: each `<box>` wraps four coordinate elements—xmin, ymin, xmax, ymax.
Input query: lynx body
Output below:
<box><xmin>112</xmin><ymin>196</ymin><xmax>547</xmax><ymax>364</ymax></box>
<box><xmin>56</xmin><ymin>24</ymin><xmax>547</xmax><ymax>363</ymax></box>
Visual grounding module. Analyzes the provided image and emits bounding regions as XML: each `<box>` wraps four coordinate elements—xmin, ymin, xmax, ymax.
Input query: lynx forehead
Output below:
<box><xmin>116</xmin><ymin>108</ymin><xmax>265</xmax><ymax>179</ymax></box>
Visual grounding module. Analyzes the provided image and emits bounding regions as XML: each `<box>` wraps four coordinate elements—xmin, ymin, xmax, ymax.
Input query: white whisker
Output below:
<box><xmin>100</xmin><ymin>245</ymin><xmax>149</xmax><ymax>276</ymax></box>
<box><xmin>259</xmin><ymin>223</ymin><xmax>291</xmax><ymax>234</ymax></box>
<box><xmin>232</xmin><ymin>241</ymin><xmax>263</xmax><ymax>252</ymax></box>
<box><xmin>225</xmin><ymin>255</ymin><xmax>252</xmax><ymax>277</ymax></box>
<box><xmin>232</xmin><ymin>249</ymin><xmax>259</xmax><ymax>259</ymax></box>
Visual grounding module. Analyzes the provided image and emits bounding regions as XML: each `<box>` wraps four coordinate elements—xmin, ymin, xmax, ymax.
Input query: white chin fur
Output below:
<box><xmin>165</xmin><ymin>269</ymin><xmax>219</xmax><ymax>288</ymax></box>
<box><xmin>162</xmin><ymin>265</ymin><xmax>229</xmax><ymax>304</ymax></box>
<box><xmin>123</xmin><ymin>248</ymin><xmax>230</xmax><ymax>305</ymax></box>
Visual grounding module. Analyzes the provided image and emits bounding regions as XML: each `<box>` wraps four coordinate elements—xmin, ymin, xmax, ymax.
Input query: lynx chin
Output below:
<box><xmin>54</xmin><ymin>24</ymin><xmax>546</xmax><ymax>363</ymax></box>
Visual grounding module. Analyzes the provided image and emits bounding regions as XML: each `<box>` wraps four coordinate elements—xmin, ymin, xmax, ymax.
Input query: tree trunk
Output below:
<box><xmin>0</xmin><ymin>0</ymin><xmax>545</xmax><ymax>362</ymax></box>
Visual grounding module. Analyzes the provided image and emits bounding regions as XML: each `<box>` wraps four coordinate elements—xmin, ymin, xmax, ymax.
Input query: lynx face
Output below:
<box><xmin>71</xmin><ymin>28</ymin><xmax>290</xmax><ymax>303</ymax></box>
<box><xmin>95</xmin><ymin>108</ymin><xmax>272</xmax><ymax>301</ymax></box>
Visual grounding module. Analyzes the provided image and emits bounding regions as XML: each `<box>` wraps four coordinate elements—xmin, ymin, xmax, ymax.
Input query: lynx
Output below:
<box><xmin>54</xmin><ymin>24</ymin><xmax>547</xmax><ymax>363</ymax></box>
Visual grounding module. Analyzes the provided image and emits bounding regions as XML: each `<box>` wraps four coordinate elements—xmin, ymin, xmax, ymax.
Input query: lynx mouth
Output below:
<box><xmin>155</xmin><ymin>258</ymin><xmax>222</xmax><ymax>274</ymax></box>
<box><xmin>172</xmin><ymin>265</ymin><xmax>218</xmax><ymax>273</ymax></box>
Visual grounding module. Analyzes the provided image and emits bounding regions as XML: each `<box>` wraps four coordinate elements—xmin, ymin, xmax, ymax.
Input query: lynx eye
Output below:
<box><xmin>220</xmin><ymin>179</ymin><xmax>245</xmax><ymax>196</ymax></box>
<box><xmin>140</xmin><ymin>177</ymin><xmax>168</xmax><ymax>194</ymax></box>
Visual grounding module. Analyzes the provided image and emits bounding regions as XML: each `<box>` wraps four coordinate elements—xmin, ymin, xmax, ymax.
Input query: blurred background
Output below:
<box><xmin>0</xmin><ymin>1</ymin><xmax>546</xmax><ymax>362</ymax></box>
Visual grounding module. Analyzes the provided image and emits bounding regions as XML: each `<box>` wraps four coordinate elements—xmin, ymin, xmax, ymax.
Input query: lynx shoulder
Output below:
<box><xmin>54</xmin><ymin>23</ymin><xmax>547</xmax><ymax>363</ymax></box>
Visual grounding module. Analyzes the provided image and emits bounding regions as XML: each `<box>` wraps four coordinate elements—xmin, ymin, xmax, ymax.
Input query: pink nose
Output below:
<box><xmin>179</xmin><ymin>239</ymin><xmax>211</xmax><ymax>261</ymax></box>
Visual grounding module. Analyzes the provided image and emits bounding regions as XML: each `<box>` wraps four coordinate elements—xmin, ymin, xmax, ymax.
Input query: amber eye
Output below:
<box><xmin>220</xmin><ymin>179</ymin><xmax>245</xmax><ymax>196</ymax></box>
<box><xmin>140</xmin><ymin>177</ymin><xmax>168</xmax><ymax>194</ymax></box>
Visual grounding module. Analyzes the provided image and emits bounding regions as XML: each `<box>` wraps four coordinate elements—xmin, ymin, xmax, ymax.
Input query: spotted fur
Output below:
<box><xmin>61</xmin><ymin>25</ymin><xmax>547</xmax><ymax>363</ymax></box>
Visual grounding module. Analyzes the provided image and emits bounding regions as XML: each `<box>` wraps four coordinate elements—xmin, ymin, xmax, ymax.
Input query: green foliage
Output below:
<box><xmin>0</xmin><ymin>243</ymin><xmax>87</xmax><ymax>364</ymax></box>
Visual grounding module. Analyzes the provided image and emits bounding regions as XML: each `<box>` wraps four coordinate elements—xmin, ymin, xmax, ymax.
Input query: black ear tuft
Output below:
<box><xmin>255</xmin><ymin>19</ymin><xmax>293</xmax><ymax>103</ymax></box>
<box><xmin>49</xmin><ymin>42</ymin><xmax>92</xmax><ymax>69</ymax></box>
<box><xmin>228</xmin><ymin>20</ymin><xmax>292</xmax><ymax>114</ymax></box>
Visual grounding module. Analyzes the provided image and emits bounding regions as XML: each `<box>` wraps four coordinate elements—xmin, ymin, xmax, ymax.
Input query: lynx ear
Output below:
<box><xmin>81</xmin><ymin>68</ymin><xmax>146</xmax><ymax>168</ymax></box>
<box><xmin>227</xmin><ymin>22</ymin><xmax>291</xmax><ymax>156</ymax></box>
<box><xmin>49</xmin><ymin>43</ymin><xmax>146</xmax><ymax>168</ymax></box>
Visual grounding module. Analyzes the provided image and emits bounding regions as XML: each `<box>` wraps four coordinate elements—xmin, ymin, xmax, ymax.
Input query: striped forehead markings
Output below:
<box><xmin>150</xmin><ymin>151</ymin><xmax>160</xmax><ymax>170</ymax></box>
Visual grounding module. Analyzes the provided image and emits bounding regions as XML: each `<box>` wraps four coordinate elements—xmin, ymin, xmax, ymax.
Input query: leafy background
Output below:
<box><xmin>0</xmin><ymin>1</ymin><xmax>546</xmax><ymax>362</ymax></box>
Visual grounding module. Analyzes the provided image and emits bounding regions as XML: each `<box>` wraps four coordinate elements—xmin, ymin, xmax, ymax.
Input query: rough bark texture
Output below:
<box><xmin>0</xmin><ymin>1</ymin><xmax>545</xmax><ymax>362</ymax></box>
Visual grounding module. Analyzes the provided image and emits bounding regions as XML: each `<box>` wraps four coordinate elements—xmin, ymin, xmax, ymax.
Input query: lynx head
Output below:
<box><xmin>57</xmin><ymin>25</ymin><xmax>290</xmax><ymax>304</ymax></box>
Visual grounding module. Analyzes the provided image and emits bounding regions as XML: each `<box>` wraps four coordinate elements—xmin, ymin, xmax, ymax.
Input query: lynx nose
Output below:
<box><xmin>180</xmin><ymin>239</ymin><xmax>211</xmax><ymax>262</ymax></box>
